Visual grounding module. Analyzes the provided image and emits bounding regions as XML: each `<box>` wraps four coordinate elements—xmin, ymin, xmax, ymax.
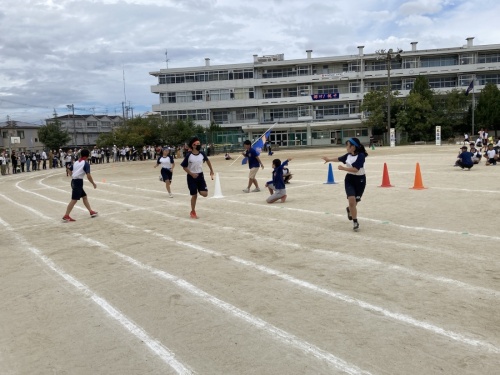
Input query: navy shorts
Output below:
<box><xmin>161</xmin><ymin>168</ymin><xmax>173</xmax><ymax>182</ymax></box>
<box><xmin>71</xmin><ymin>179</ymin><xmax>87</xmax><ymax>200</ymax></box>
<box><xmin>187</xmin><ymin>173</ymin><xmax>207</xmax><ymax>195</ymax></box>
<box><xmin>344</xmin><ymin>174</ymin><xmax>366</xmax><ymax>202</ymax></box>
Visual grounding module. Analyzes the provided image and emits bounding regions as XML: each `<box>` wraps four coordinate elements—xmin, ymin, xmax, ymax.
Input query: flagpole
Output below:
<box><xmin>251</xmin><ymin>122</ymin><xmax>277</xmax><ymax>147</ymax></box>
<box><xmin>472</xmin><ymin>74</ymin><xmax>475</xmax><ymax>138</ymax></box>
<box><xmin>230</xmin><ymin>123</ymin><xmax>277</xmax><ymax>166</ymax></box>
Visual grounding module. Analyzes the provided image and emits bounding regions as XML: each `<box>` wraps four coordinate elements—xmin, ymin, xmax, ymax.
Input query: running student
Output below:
<box><xmin>265</xmin><ymin>158</ymin><xmax>292</xmax><ymax>204</ymax></box>
<box><xmin>322</xmin><ymin>137</ymin><xmax>368</xmax><ymax>231</ymax></box>
<box><xmin>155</xmin><ymin>147</ymin><xmax>175</xmax><ymax>197</ymax></box>
<box><xmin>62</xmin><ymin>149</ymin><xmax>98</xmax><ymax>222</ymax></box>
<box><xmin>180</xmin><ymin>137</ymin><xmax>214</xmax><ymax>219</ymax></box>
<box><xmin>242</xmin><ymin>139</ymin><xmax>264</xmax><ymax>193</ymax></box>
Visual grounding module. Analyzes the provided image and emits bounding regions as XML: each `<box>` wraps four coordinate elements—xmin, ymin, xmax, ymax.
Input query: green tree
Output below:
<box><xmin>39</xmin><ymin>111</ymin><xmax>72</xmax><ymax>150</ymax></box>
<box><xmin>433</xmin><ymin>89</ymin><xmax>469</xmax><ymax>139</ymax></box>
<box><xmin>360</xmin><ymin>89</ymin><xmax>394</xmax><ymax>135</ymax></box>
<box><xmin>475</xmin><ymin>82</ymin><xmax>500</xmax><ymax>136</ymax></box>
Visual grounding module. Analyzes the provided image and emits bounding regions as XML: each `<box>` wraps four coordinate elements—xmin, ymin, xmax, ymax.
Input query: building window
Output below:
<box><xmin>236</xmin><ymin>108</ymin><xmax>257</xmax><ymax>121</ymax></box>
<box><xmin>101</xmin><ymin>122</ymin><xmax>110</xmax><ymax>128</ymax></box>
<box><xmin>212</xmin><ymin>110</ymin><xmax>229</xmax><ymax>123</ymax></box>
<box><xmin>421</xmin><ymin>56</ymin><xmax>458</xmax><ymax>68</ymax></box>
<box><xmin>87</xmin><ymin>121</ymin><xmax>98</xmax><ymax>127</ymax></box>
<box><xmin>17</xmin><ymin>131</ymin><xmax>25</xmax><ymax>139</ymax></box>
<box><xmin>2</xmin><ymin>131</ymin><xmax>8</xmax><ymax>138</ymax></box>
<box><xmin>478</xmin><ymin>53</ymin><xmax>500</xmax><ymax>64</ymax></box>
<box><xmin>428</xmin><ymin>76</ymin><xmax>457</xmax><ymax>88</ymax></box>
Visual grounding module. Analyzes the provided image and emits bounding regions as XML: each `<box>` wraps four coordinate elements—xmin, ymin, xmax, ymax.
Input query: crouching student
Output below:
<box><xmin>265</xmin><ymin>158</ymin><xmax>292</xmax><ymax>203</ymax></box>
<box><xmin>455</xmin><ymin>146</ymin><xmax>474</xmax><ymax>170</ymax></box>
<box><xmin>485</xmin><ymin>143</ymin><xmax>498</xmax><ymax>166</ymax></box>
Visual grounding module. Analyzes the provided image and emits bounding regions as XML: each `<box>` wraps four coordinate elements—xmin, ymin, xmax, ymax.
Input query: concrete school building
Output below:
<box><xmin>0</xmin><ymin>121</ymin><xmax>44</xmax><ymax>152</ymax></box>
<box><xmin>149</xmin><ymin>37</ymin><xmax>500</xmax><ymax>147</ymax></box>
<box><xmin>46</xmin><ymin>115</ymin><xmax>123</xmax><ymax>147</ymax></box>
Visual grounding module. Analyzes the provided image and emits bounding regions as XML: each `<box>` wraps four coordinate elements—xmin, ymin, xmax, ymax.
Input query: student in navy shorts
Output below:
<box><xmin>62</xmin><ymin>149</ymin><xmax>98</xmax><ymax>222</ymax></box>
<box><xmin>180</xmin><ymin>137</ymin><xmax>214</xmax><ymax>219</ymax></box>
<box><xmin>322</xmin><ymin>137</ymin><xmax>368</xmax><ymax>231</ymax></box>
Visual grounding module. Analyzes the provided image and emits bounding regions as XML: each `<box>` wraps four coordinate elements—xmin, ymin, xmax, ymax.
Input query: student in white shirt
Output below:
<box><xmin>154</xmin><ymin>148</ymin><xmax>175</xmax><ymax>197</ymax></box>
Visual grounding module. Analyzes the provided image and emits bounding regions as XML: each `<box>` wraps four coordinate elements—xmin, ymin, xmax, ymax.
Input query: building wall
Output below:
<box><xmin>150</xmin><ymin>38</ymin><xmax>500</xmax><ymax>146</ymax></box>
<box><xmin>0</xmin><ymin>123</ymin><xmax>44</xmax><ymax>152</ymax></box>
<box><xmin>47</xmin><ymin>115</ymin><xmax>123</xmax><ymax>147</ymax></box>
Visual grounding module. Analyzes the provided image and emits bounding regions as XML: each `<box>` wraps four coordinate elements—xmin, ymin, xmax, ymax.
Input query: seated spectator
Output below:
<box><xmin>283</xmin><ymin>166</ymin><xmax>293</xmax><ymax>184</ymax></box>
<box><xmin>224</xmin><ymin>153</ymin><xmax>232</xmax><ymax>160</ymax></box>
<box><xmin>485</xmin><ymin>144</ymin><xmax>497</xmax><ymax>166</ymax></box>
<box><xmin>455</xmin><ymin>146</ymin><xmax>474</xmax><ymax>170</ymax></box>
<box><xmin>470</xmin><ymin>146</ymin><xmax>482</xmax><ymax>164</ymax></box>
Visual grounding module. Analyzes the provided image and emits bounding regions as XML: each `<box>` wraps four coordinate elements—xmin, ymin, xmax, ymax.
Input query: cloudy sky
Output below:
<box><xmin>1</xmin><ymin>0</ymin><xmax>499</xmax><ymax>124</ymax></box>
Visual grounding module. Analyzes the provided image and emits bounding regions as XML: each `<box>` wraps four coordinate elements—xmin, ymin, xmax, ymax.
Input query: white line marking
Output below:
<box><xmin>75</xmin><ymin>226</ymin><xmax>372</xmax><ymax>375</ymax></box>
<box><xmin>108</xmin><ymin>220</ymin><xmax>500</xmax><ymax>354</ymax></box>
<box><xmin>21</xmin><ymin>173</ymin><xmax>500</xmax><ymax>352</ymax></box>
<box><xmin>0</xmin><ymin>216</ymin><xmax>194</xmax><ymax>375</ymax></box>
<box><xmin>0</xmin><ymin>193</ymin><xmax>52</xmax><ymax>220</ymax></box>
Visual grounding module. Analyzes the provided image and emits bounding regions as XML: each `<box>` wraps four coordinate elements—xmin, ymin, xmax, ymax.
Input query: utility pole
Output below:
<box><xmin>67</xmin><ymin>104</ymin><xmax>76</xmax><ymax>146</ymax></box>
<box><xmin>376</xmin><ymin>48</ymin><xmax>403</xmax><ymax>146</ymax></box>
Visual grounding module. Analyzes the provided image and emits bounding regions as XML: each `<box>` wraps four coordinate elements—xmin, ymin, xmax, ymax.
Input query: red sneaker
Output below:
<box><xmin>89</xmin><ymin>210</ymin><xmax>98</xmax><ymax>218</ymax></box>
<box><xmin>190</xmin><ymin>210</ymin><xmax>198</xmax><ymax>219</ymax></box>
<box><xmin>62</xmin><ymin>215</ymin><xmax>76</xmax><ymax>222</ymax></box>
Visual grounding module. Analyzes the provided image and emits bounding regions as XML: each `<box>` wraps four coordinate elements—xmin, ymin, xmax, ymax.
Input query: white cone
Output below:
<box><xmin>212</xmin><ymin>172</ymin><xmax>224</xmax><ymax>198</ymax></box>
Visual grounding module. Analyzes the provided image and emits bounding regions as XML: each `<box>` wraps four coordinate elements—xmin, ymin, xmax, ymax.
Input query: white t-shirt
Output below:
<box><xmin>486</xmin><ymin>149</ymin><xmax>496</xmax><ymax>159</ymax></box>
<box><xmin>181</xmin><ymin>152</ymin><xmax>207</xmax><ymax>174</ymax></box>
<box><xmin>157</xmin><ymin>156</ymin><xmax>174</xmax><ymax>169</ymax></box>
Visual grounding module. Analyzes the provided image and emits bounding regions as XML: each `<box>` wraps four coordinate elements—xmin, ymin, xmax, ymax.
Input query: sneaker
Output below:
<box><xmin>62</xmin><ymin>215</ymin><xmax>76</xmax><ymax>222</ymax></box>
<box><xmin>353</xmin><ymin>222</ymin><xmax>359</xmax><ymax>231</ymax></box>
<box><xmin>242</xmin><ymin>188</ymin><xmax>250</xmax><ymax>193</ymax></box>
<box><xmin>252</xmin><ymin>188</ymin><xmax>261</xmax><ymax>192</ymax></box>
<box><xmin>190</xmin><ymin>210</ymin><xmax>198</xmax><ymax>219</ymax></box>
<box><xmin>159</xmin><ymin>176</ymin><xmax>163</xmax><ymax>181</ymax></box>
<box><xmin>346</xmin><ymin>207</ymin><xmax>352</xmax><ymax>221</ymax></box>
<box><xmin>169</xmin><ymin>193</ymin><xmax>173</xmax><ymax>198</ymax></box>
<box><xmin>280</xmin><ymin>194</ymin><xmax>287</xmax><ymax>203</ymax></box>
<box><xmin>89</xmin><ymin>210</ymin><xmax>98</xmax><ymax>217</ymax></box>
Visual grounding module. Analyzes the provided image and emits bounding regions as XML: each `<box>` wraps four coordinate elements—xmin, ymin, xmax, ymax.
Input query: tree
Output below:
<box><xmin>475</xmin><ymin>82</ymin><xmax>500</xmax><ymax>136</ymax></box>
<box><xmin>433</xmin><ymin>89</ymin><xmax>468</xmax><ymax>139</ymax></box>
<box><xmin>360</xmin><ymin>89</ymin><xmax>392</xmax><ymax>135</ymax></box>
<box><xmin>39</xmin><ymin>111</ymin><xmax>72</xmax><ymax>150</ymax></box>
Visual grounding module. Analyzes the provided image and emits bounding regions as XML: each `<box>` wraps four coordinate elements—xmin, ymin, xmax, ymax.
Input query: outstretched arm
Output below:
<box><xmin>322</xmin><ymin>156</ymin><xmax>339</xmax><ymax>163</ymax></box>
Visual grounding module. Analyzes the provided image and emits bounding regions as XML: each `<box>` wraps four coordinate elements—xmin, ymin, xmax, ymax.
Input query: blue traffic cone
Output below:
<box><xmin>324</xmin><ymin>163</ymin><xmax>337</xmax><ymax>184</ymax></box>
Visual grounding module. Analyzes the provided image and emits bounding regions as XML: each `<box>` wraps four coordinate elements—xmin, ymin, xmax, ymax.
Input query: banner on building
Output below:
<box><xmin>311</xmin><ymin>93</ymin><xmax>339</xmax><ymax>101</ymax></box>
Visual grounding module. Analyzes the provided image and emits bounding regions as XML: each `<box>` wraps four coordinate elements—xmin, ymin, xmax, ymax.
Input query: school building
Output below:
<box><xmin>150</xmin><ymin>37</ymin><xmax>500</xmax><ymax>147</ymax></box>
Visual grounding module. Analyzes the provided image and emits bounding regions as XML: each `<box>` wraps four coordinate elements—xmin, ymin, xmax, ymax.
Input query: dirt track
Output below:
<box><xmin>1</xmin><ymin>145</ymin><xmax>499</xmax><ymax>375</ymax></box>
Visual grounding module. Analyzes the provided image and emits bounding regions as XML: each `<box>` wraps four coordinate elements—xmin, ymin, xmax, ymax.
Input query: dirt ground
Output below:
<box><xmin>1</xmin><ymin>144</ymin><xmax>499</xmax><ymax>375</ymax></box>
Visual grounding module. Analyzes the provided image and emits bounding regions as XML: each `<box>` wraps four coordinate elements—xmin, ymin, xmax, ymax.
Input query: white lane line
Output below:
<box><xmin>0</xmin><ymin>216</ymin><xmax>194</xmax><ymax>375</ymax></box>
<box><xmin>76</xmin><ymin>227</ymin><xmax>372</xmax><ymax>375</ymax></box>
<box><xmin>313</xmin><ymin>249</ymin><xmax>500</xmax><ymax>298</ymax></box>
<box><xmin>30</xmin><ymin>178</ymin><xmax>498</xmax><ymax>294</ymax></box>
<box><xmin>225</xmin><ymin>200</ymin><xmax>500</xmax><ymax>242</ymax></box>
<box><xmin>0</xmin><ymin>193</ymin><xmax>52</xmax><ymax>220</ymax></box>
<box><xmin>25</xmin><ymin>173</ymin><xmax>500</xmax><ymax>350</ymax></box>
<box><xmin>110</xmin><ymin>219</ymin><xmax>500</xmax><ymax>354</ymax></box>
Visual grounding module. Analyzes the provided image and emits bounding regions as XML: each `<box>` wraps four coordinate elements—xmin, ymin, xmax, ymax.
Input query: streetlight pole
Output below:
<box><xmin>67</xmin><ymin>104</ymin><xmax>76</xmax><ymax>146</ymax></box>
<box><xmin>376</xmin><ymin>49</ymin><xmax>402</xmax><ymax>146</ymax></box>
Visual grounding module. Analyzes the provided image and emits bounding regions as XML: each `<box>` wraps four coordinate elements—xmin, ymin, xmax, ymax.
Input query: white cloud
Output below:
<box><xmin>0</xmin><ymin>0</ymin><xmax>499</xmax><ymax>123</ymax></box>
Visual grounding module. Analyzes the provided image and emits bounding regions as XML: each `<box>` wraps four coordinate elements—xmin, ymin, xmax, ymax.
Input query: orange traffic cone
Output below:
<box><xmin>379</xmin><ymin>163</ymin><xmax>394</xmax><ymax>187</ymax></box>
<box><xmin>410</xmin><ymin>163</ymin><xmax>426</xmax><ymax>189</ymax></box>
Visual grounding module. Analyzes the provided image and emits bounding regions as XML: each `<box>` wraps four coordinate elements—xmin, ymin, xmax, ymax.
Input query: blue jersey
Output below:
<box><xmin>245</xmin><ymin>148</ymin><xmax>260</xmax><ymax>169</ymax></box>
<box><xmin>271</xmin><ymin>160</ymin><xmax>288</xmax><ymax>190</ymax></box>
<box><xmin>459</xmin><ymin>151</ymin><xmax>473</xmax><ymax>165</ymax></box>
